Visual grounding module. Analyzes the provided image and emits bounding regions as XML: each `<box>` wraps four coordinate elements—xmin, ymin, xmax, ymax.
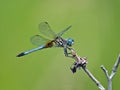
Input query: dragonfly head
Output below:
<box><xmin>66</xmin><ymin>38</ymin><xmax>74</xmax><ymax>47</ymax></box>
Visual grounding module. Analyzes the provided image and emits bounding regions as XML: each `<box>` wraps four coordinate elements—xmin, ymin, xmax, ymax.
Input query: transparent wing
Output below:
<box><xmin>39</xmin><ymin>22</ymin><xmax>57</xmax><ymax>39</ymax></box>
<box><xmin>31</xmin><ymin>35</ymin><xmax>50</xmax><ymax>46</ymax></box>
<box><xmin>57</xmin><ymin>25</ymin><xmax>72</xmax><ymax>37</ymax></box>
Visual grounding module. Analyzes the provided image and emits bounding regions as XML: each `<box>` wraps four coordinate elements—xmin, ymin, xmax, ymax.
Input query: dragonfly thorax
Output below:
<box><xmin>54</xmin><ymin>37</ymin><xmax>67</xmax><ymax>47</ymax></box>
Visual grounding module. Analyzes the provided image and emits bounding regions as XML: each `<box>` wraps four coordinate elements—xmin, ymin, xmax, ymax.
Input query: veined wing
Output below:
<box><xmin>31</xmin><ymin>35</ymin><xmax>50</xmax><ymax>46</ymax></box>
<box><xmin>57</xmin><ymin>25</ymin><xmax>72</xmax><ymax>37</ymax></box>
<box><xmin>39</xmin><ymin>22</ymin><xmax>57</xmax><ymax>39</ymax></box>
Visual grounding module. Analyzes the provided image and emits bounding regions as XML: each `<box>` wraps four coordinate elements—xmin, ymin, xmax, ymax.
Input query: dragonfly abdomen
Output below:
<box><xmin>45</xmin><ymin>41</ymin><xmax>54</xmax><ymax>48</ymax></box>
<box><xmin>17</xmin><ymin>45</ymin><xmax>45</xmax><ymax>57</ymax></box>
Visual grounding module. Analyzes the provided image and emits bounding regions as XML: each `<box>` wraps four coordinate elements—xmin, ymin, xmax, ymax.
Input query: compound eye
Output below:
<box><xmin>66</xmin><ymin>38</ymin><xmax>74</xmax><ymax>46</ymax></box>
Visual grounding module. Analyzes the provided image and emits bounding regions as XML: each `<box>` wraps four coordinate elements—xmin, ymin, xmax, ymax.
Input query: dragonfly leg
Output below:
<box><xmin>63</xmin><ymin>46</ymin><xmax>69</xmax><ymax>56</ymax></box>
<box><xmin>64</xmin><ymin>47</ymin><xmax>74</xmax><ymax>58</ymax></box>
<box><xmin>64</xmin><ymin>48</ymin><xmax>68</xmax><ymax>56</ymax></box>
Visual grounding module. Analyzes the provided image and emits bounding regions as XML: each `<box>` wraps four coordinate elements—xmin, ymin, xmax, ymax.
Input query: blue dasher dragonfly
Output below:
<box><xmin>17</xmin><ymin>22</ymin><xmax>74</xmax><ymax>57</ymax></box>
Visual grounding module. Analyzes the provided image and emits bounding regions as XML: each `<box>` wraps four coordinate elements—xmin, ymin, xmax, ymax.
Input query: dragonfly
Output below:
<box><xmin>17</xmin><ymin>22</ymin><xmax>74</xmax><ymax>57</ymax></box>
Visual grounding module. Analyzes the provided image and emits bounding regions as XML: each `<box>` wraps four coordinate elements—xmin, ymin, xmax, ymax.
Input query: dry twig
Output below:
<box><xmin>101</xmin><ymin>55</ymin><xmax>120</xmax><ymax>90</ymax></box>
<box><xmin>66</xmin><ymin>48</ymin><xmax>120</xmax><ymax>90</ymax></box>
<box><xmin>66</xmin><ymin>48</ymin><xmax>105</xmax><ymax>90</ymax></box>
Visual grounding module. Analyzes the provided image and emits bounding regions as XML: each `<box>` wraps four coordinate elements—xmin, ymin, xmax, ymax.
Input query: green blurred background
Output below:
<box><xmin>0</xmin><ymin>0</ymin><xmax>120</xmax><ymax>90</ymax></box>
